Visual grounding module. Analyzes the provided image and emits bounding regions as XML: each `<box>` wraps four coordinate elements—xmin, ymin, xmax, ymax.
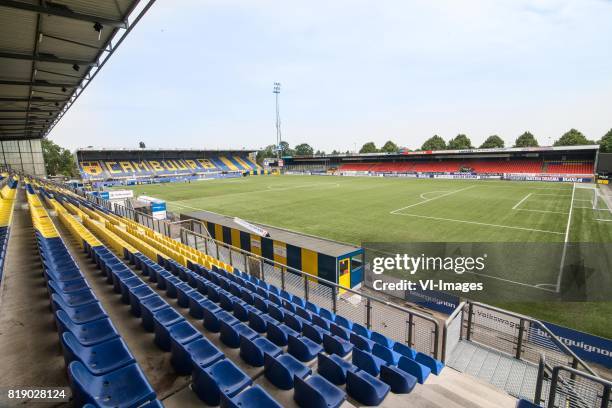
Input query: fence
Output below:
<box><xmin>180</xmin><ymin>227</ymin><xmax>441</xmax><ymax>359</ymax></box>
<box><xmin>61</xmin><ymin>183</ymin><xmax>441</xmax><ymax>358</ymax></box>
<box><xmin>535</xmin><ymin>358</ymin><xmax>611</xmax><ymax>408</ymax></box>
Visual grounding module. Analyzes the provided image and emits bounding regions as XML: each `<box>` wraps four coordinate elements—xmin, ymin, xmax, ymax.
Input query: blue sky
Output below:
<box><xmin>50</xmin><ymin>0</ymin><xmax>612</xmax><ymax>152</ymax></box>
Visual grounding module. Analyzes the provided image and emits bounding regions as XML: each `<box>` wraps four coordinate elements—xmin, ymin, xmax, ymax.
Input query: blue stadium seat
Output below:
<box><xmin>119</xmin><ymin>277</ymin><xmax>144</xmax><ymax>304</ymax></box>
<box><xmin>268</xmin><ymin>292</ymin><xmax>282</xmax><ymax>306</ymax></box>
<box><xmin>165</xmin><ymin>276</ymin><xmax>183</xmax><ymax>298</ymax></box>
<box><xmin>207</xmin><ymin>284</ymin><xmax>221</xmax><ymax>302</ymax></box>
<box><xmin>293</xmin><ymin>374</ymin><xmax>346</xmax><ymax>408</ymax></box>
<box><xmin>188</xmin><ymin>291</ymin><xmax>213</xmax><ymax>318</ymax></box>
<box><xmin>169</xmin><ymin>321</ymin><xmax>203</xmax><ymax>373</ymax></box>
<box><xmin>152</xmin><ymin>307</ymin><xmax>185</xmax><ymax>351</ymax></box>
<box><xmin>239</xmin><ymin>335</ymin><xmax>282</xmax><ymax>367</ymax></box>
<box><xmin>318</xmin><ymin>307</ymin><xmax>335</xmax><ymax>322</ymax></box>
<box><xmin>267</xmin><ymin>323</ymin><xmax>298</xmax><ymax>347</ymax></box>
<box><xmin>398</xmin><ymin>356</ymin><xmax>431</xmax><ymax>384</ymax></box>
<box><xmin>322</xmin><ymin>333</ymin><xmax>353</xmax><ymax>357</ymax></box>
<box><xmin>352</xmin><ymin>347</ymin><xmax>386</xmax><ymax>376</ymax></box>
<box><xmin>219</xmin><ymin>321</ymin><xmax>258</xmax><ymax>348</ymax></box>
<box><xmin>334</xmin><ymin>315</ymin><xmax>353</xmax><ymax>330</ymax></box>
<box><xmin>221</xmin><ymin>385</ymin><xmax>282</xmax><ymax>408</ymax></box>
<box><xmin>234</xmin><ymin>301</ymin><xmax>260</xmax><ymax>322</ymax></box>
<box><xmin>176</xmin><ymin>282</ymin><xmax>195</xmax><ymax>308</ymax></box>
<box><xmin>56</xmin><ymin>311</ymin><xmax>119</xmax><ymax>346</ymax></box>
<box><xmin>352</xmin><ymin>323</ymin><xmax>372</xmax><ymax>339</ymax></box>
<box><xmin>219</xmin><ymin>291</ymin><xmax>237</xmax><ymax>311</ymax></box>
<box><xmin>516</xmin><ymin>399</ymin><xmax>542</xmax><ymax>408</ymax></box>
<box><xmin>305</xmin><ymin>301</ymin><xmax>320</xmax><ymax>315</ymax></box>
<box><xmin>248</xmin><ymin>311</ymin><xmax>277</xmax><ymax>333</ymax></box>
<box><xmin>280</xmin><ymin>289</ymin><xmax>293</xmax><ymax>302</ymax></box>
<box><xmin>61</xmin><ymin>332</ymin><xmax>135</xmax><ymax>375</ymax></box>
<box><xmin>48</xmin><ymin>287</ymin><xmax>97</xmax><ymax>308</ymax></box>
<box><xmin>241</xmin><ymin>290</ymin><xmax>254</xmax><ymax>305</ymax></box>
<box><xmin>140</xmin><ymin>297</ymin><xmax>169</xmax><ymax>332</ymax></box>
<box><xmin>128</xmin><ymin>284</ymin><xmax>155</xmax><ymax>317</ymax></box>
<box><xmin>291</xmin><ymin>295</ymin><xmax>306</xmax><ymax>309</ymax></box>
<box><xmin>371</xmin><ymin>331</ymin><xmax>394</xmax><ymax>349</ymax></box>
<box><xmin>346</xmin><ymin>369</ymin><xmax>390</xmax><ymax>406</ymax></box>
<box><xmin>380</xmin><ymin>364</ymin><xmax>417</xmax><ymax>394</ymax></box>
<box><xmin>330</xmin><ymin>322</ymin><xmax>350</xmax><ymax>340</ymax></box>
<box><xmin>287</xmin><ymin>334</ymin><xmax>323</xmax><ymax>362</ymax></box>
<box><xmin>68</xmin><ymin>361</ymin><xmax>156</xmax><ymax>408</ymax></box>
<box><xmin>202</xmin><ymin>304</ymin><xmax>226</xmax><ymax>332</ymax></box>
<box><xmin>185</xmin><ymin>337</ymin><xmax>224</xmax><ymax>369</ymax></box>
<box><xmin>294</xmin><ymin>305</ymin><xmax>312</xmax><ymax>321</ymax></box>
<box><xmin>393</xmin><ymin>342</ymin><xmax>417</xmax><ymax>360</ymax></box>
<box><xmin>268</xmin><ymin>303</ymin><xmax>285</xmax><ymax>322</ymax></box>
<box><xmin>192</xmin><ymin>359</ymin><xmax>252</xmax><ymax>405</ymax></box>
<box><xmin>51</xmin><ymin>296</ymin><xmax>108</xmax><ymax>324</ymax></box>
<box><xmin>317</xmin><ymin>352</ymin><xmax>358</xmax><ymax>385</ymax></box>
<box><xmin>415</xmin><ymin>352</ymin><xmax>444</xmax><ymax>375</ymax></box>
<box><xmin>312</xmin><ymin>314</ymin><xmax>331</xmax><ymax>331</ymax></box>
<box><xmin>285</xmin><ymin>313</ymin><xmax>307</xmax><ymax>332</ymax></box>
<box><xmin>373</xmin><ymin>343</ymin><xmax>401</xmax><ymax>365</ymax></box>
<box><xmin>302</xmin><ymin>322</ymin><xmax>330</xmax><ymax>344</ymax></box>
<box><xmin>282</xmin><ymin>299</ymin><xmax>297</xmax><ymax>314</ymax></box>
<box><xmin>253</xmin><ymin>295</ymin><xmax>269</xmax><ymax>313</ymax></box>
<box><xmin>350</xmin><ymin>332</ymin><xmax>375</xmax><ymax>352</ymax></box>
<box><xmin>264</xmin><ymin>352</ymin><xmax>311</xmax><ymax>390</ymax></box>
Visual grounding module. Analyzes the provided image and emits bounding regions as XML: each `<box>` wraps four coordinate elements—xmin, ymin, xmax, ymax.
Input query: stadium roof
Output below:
<box><xmin>0</xmin><ymin>0</ymin><xmax>156</xmax><ymax>141</ymax></box>
<box><xmin>289</xmin><ymin>144</ymin><xmax>600</xmax><ymax>160</ymax></box>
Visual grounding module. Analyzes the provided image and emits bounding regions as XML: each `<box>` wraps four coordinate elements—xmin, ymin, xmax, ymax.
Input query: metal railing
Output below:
<box><xmin>543</xmin><ymin>363</ymin><xmax>611</xmax><ymax>408</ymax></box>
<box><xmin>441</xmin><ymin>301</ymin><xmax>466</xmax><ymax>362</ymax></box>
<box><xmin>461</xmin><ymin>302</ymin><xmax>595</xmax><ymax>376</ymax></box>
<box><xmin>60</xmin><ymin>182</ymin><xmax>442</xmax><ymax>358</ymax></box>
<box><xmin>180</xmin><ymin>227</ymin><xmax>441</xmax><ymax>359</ymax></box>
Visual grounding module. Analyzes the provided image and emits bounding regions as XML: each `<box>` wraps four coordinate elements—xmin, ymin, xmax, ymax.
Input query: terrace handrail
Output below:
<box><xmin>180</xmin><ymin>226</ymin><xmax>442</xmax><ymax>358</ymax></box>
<box><xmin>547</xmin><ymin>366</ymin><xmax>611</xmax><ymax>408</ymax></box>
<box><xmin>441</xmin><ymin>301</ymin><xmax>467</xmax><ymax>362</ymax></box>
<box><xmin>466</xmin><ymin>301</ymin><xmax>596</xmax><ymax>377</ymax></box>
<box><xmin>60</xmin><ymin>182</ymin><xmax>442</xmax><ymax>358</ymax></box>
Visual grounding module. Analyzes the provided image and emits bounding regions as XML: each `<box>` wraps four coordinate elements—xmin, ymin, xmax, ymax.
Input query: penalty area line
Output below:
<box><xmin>390</xmin><ymin>185</ymin><xmax>477</xmax><ymax>214</ymax></box>
<box><xmin>512</xmin><ymin>193</ymin><xmax>532</xmax><ymax>210</ymax></box>
<box><xmin>391</xmin><ymin>212</ymin><xmax>565</xmax><ymax>235</ymax></box>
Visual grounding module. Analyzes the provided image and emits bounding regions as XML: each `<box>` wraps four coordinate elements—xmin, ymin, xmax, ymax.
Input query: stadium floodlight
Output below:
<box><xmin>273</xmin><ymin>82</ymin><xmax>282</xmax><ymax>158</ymax></box>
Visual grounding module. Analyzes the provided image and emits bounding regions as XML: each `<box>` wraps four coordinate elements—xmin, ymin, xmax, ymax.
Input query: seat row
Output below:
<box><xmin>184</xmin><ymin>260</ymin><xmax>436</xmax><ymax>405</ymax></box>
<box><xmin>83</xmin><ymin>237</ymin><xmax>284</xmax><ymax>408</ymax></box>
<box><xmin>0</xmin><ymin>176</ymin><xmax>17</xmax><ymax>281</ymax></box>
<box><xmin>27</xmin><ymin>188</ymin><xmax>161</xmax><ymax>408</ymax></box>
<box><xmin>46</xmin><ymin>183</ymin><xmax>443</xmax><ymax>407</ymax></box>
<box><xmin>140</xmin><ymin>251</ymin><xmax>432</xmax><ymax>407</ymax></box>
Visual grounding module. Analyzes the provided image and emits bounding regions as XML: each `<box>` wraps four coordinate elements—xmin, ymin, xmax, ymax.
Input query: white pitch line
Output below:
<box><xmin>556</xmin><ymin>182</ymin><xmax>576</xmax><ymax>292</ymax></box>
<box><xmin>595</xmin><ymin>218</ymin><xmax>612</xmax><ymax>222</ymax></box>
<box><xmin>513</xmin><ymin>208</ymin><xmax>569</xmax><ymax>215</ymax></box>
<box><xmin>512</xmin><ymin>193</ymin><xmax>532</xmax><ymax>210</ymax></box>
<box><xmin>390</xmin><ymin>185</ymin><xmax>477</xmax><ymax>214</ymax></box>
<box><xmin>391</xmin><ymin>212</ymin><xmax>565</xmax><ymax>235</ymax></box>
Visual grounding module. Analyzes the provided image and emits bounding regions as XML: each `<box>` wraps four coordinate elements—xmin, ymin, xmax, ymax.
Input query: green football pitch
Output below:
<box><xmin>117</xmin><ymin>175</ymin><xmax>612</xmax><ymax>337</ymax></box>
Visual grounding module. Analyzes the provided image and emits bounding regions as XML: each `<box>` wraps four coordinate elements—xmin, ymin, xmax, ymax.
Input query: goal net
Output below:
<box><xmin>592</xmin><ymin>186</ymin><xmax>612</xmax><ymax>221</ymax></box>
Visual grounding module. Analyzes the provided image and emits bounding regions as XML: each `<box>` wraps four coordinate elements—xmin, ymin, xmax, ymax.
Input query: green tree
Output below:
<box><xmin>599</xmin><ymin>129</ymin><xmax>612</xmax><ymax>153</ymax></box>
<box><xmin>331</xmin><ymin>150</ymin><xmax>340</xmax><ymax>155</ymax></box>
<box><xmin>359</xmin><ymin>142</ymin><xmax>378</xmax><ymax>153</ymax></box>
<box><xmin>294</xmin><ymin>143</ymin><xmax>314</xmax><ymax>156</ymax></box>
<box><xmin>421</xmin><ymin>135</ymin><xmax>447</xmax><ymax>151</ymax></box>
<box><xmin>554</xmin><ymin>129</ymin><xmax>595</xmax><ymax>146</ymax></box>
<box><xmin>256</xmin><ymin>144</ymin><xmax>277</xmax><ymax>164</ymax></box>
<box><xmin>41</xmin><ymin>139</ymin><xmax>77</xmax><ymax>177</ymax></box>
<box><xmin>480</xmin><ymin>135</ymin><xmax>505</xmax><ymax>149</ymax></box>
<box><xmin>448</xmin><ymin>134</ymin><xmax>473</xmax><ymax>149</ymax></box>
<box><xmin>278</xmin><ymin>141</ymin><xmax>294</xmax><ymax>156</ymax></box>
<box><xmin>380</xmin><ymin>140</ymin><xmax>399</xmax><ymax>153</ymax></box>
<box><xmin>514</xmin><ymin>131</ymin><xmax>539</xmax><ymax>147</ymax></box>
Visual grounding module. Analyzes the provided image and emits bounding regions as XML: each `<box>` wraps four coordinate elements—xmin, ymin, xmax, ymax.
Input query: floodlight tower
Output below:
<box><xmin>273</xmin><ymin>82</ymin><xmax>282</xmax><ymax>159</ymax></box>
